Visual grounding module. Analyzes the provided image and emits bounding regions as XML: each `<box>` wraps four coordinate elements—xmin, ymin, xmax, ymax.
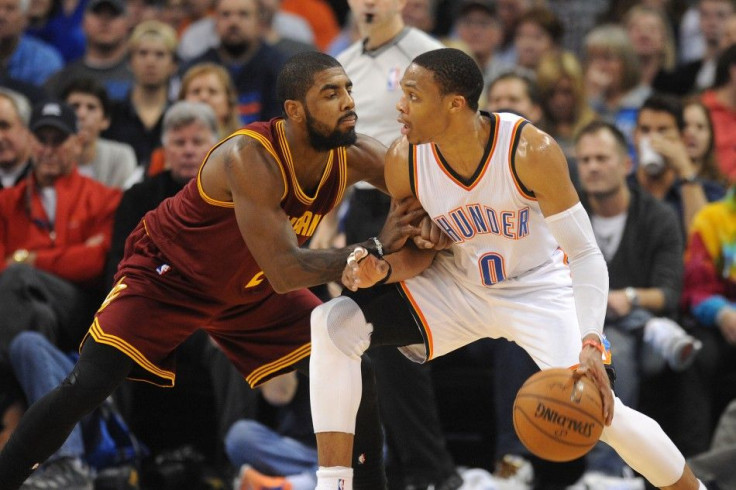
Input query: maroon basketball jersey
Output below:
<box><xmin>141</xmin><ymin>118</ymin><xmax>348</xmax><ymax>304</ymax></box>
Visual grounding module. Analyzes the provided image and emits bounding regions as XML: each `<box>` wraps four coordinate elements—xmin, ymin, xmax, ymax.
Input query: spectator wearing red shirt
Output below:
<box><xmin>0</xmin><ymin>100</ymin><xmax>120</xmax><ymax>353</ymax></box>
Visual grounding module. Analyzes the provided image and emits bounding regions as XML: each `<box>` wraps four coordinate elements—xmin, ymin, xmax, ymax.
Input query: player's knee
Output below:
<box><xmin>311</xmin><ymin>297</ymin><xmax>372</xmax><ymax>359</ymax></box>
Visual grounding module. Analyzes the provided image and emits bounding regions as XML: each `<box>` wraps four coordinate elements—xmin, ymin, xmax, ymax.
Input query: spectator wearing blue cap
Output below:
<box><xmin>44</xmin><ymin>0</ymin><xmax>133</xmax><ymax>102</ymax></box>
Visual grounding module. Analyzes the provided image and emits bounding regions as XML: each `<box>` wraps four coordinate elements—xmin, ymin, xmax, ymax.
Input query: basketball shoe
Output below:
<box><xmin>488</xmin><ymin>454</ymin><xmax>534</xmax><ymax>490</ymax></box>
<box><xmin>20</xmin><ymin>457</ymin><xmax>94</xmax><ymax>490</ymax></box>
<box><xmin>235</xmin><ymin>465</ymin><xmax>293</xmax><ymax>490</ymax></box>
<box><xmin>405</xmin><ymin>471</ymin><xmax>463</xmax><ymax>490</ymax></box>
<box><xmin>643</xmin><ymin>317</ymin><xmax>702</xmax><ymax>372</ymax></box>
<box><xmin>579</xmin><ymin>470</ymin><xmax>645</xmax><ymax>490</ymax></box>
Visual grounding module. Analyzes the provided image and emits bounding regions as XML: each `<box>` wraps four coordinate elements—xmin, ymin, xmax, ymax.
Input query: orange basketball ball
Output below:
<box><xmin>512</xmin><ymin>368</ymin><xmax>604</xmax><ymax>462</ymax></box>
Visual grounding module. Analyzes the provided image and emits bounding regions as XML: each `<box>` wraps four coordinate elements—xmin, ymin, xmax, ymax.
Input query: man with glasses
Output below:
<box><xmin>0</xmin><ymin>100</ymin><xmax>121</xmax><ymax>355</ymax></box>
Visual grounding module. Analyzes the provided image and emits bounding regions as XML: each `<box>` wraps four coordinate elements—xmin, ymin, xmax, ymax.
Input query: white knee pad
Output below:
<box><xmin>601</xmin><ymin>397</ymin><xmax>685</xmax><ymax>487</ymax></box>
<box><xmin>310</xmin><ymin>297</ymin><xmax>372</xmax><ymax>434</ymax></box>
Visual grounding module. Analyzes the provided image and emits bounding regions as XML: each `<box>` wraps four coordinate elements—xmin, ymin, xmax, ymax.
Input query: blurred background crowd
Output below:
<box><xmin>0</xmin><ymin>0</ymin><xmax>735</xmax><ymax>489</ymax></box>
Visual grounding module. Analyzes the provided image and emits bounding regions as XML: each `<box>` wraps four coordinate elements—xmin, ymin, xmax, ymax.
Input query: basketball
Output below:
<box><xmin>512</xmin><ymin>368</ymin><xmax>604</xmax><ymax>462</ymax></box>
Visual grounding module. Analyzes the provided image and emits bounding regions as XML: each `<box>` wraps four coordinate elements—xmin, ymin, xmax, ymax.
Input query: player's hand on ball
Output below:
<box><xmin>343</xmin><ymin>247</ymin><xmax>391</xmax><ymax>291</ymax></box>
<box><xmin>413</xmin><ymin>216</ymin><xmax>451</xmax><ymax>250</ymax></box>
<box><xmin>575</xmin><ymin>340</ymin><xmax>614</xmax><ymax>426</ymax></box>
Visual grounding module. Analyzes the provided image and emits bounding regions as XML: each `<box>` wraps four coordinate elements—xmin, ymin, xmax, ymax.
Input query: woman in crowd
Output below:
<box><xmin>584</xmin><ymin>24</ymin><xmax>650</xmax><ymax>151</ymax></box>
<box><xmin>536</xmin><ymin>50</ymin><xmax>597</xmax><ymax>161</ymax></box>
<box><xmin>682</xmin><ymin>98</ymin><xmax>727</xmax><ymax>186</ymax></box>
<box><xmin>147</xmin><ymin>63</ymin><xmax>240</xmax><ymax>176</ymax></box>
<box><xmin>178</xmin><ymin>62</ymin><xmax>241</xmax><ymax>139</ymax></box>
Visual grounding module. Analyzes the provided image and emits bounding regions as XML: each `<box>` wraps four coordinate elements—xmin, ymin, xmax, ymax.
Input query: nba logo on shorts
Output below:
<box><xmin>337</xmin><ymin>478</ymin><xmax>345</xmax><ymax>489</ymax></box>
<box><xmin>387</xmin><ymin>67</ymin><xmax>401</xmax><ymax>91</ymax></box>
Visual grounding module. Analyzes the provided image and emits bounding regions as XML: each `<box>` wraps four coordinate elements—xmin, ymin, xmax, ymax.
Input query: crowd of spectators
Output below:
<box><xmin>0</xmin><ymin>0</ymin><xmax>735</xmax><ymax>489</ymax></box>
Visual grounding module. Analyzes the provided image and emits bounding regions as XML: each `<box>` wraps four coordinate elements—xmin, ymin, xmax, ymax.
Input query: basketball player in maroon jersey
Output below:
<box><xmin>0</xmin><ymin>51</ymin><xmax>426</xmax><ymax>489</ymax></box>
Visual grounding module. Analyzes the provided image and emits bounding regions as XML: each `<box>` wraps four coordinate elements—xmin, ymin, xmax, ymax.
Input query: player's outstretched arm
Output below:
<box><xmin>219</xmin><ymin>136</ymin><xmax>423</xmax><ymax>294</ymax></box>
<box><xmin>344</xmin><ymin>134</ymin><xmax>389</xmax><ymax>193</ymax></box>
<box><xmin>342</xmin><ymin>244</ymin><xmax>437</xmax><ymax>291</ymax></box>
<box><xmin>515</xmin><ymin>124</ymin><xmax>613</xmax><ymax>425</ymax></box>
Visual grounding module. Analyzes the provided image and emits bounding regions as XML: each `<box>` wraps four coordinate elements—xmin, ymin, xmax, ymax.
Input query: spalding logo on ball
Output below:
<box><xmin>512</xmin><ymin>368</ymin><xmax>604</xmax><ymax>462</ymax></box>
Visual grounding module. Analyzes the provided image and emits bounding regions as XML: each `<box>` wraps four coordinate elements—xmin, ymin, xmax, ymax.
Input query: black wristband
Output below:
<box><xmin>363</xmin><ymin>237</ymin><xmax>385</xmax><ymax>259</ymax></box>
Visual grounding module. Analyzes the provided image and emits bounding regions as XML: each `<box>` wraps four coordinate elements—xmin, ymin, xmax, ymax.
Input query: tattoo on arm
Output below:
<box><xmin>290</xmin><ymin>239</ymin><xmax>376</xmax><ymax>288</ymax></box>
<box><xmin>294</xmin><ymin>248</ymin><xmax>352</xmax><ymax>284</ymax></box>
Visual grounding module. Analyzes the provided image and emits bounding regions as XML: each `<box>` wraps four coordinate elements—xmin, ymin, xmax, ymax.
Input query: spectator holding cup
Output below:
<box><xmin>630</xmin><ymin>93</ymin><xmax>726</xmax><ymax>236</ymax></box>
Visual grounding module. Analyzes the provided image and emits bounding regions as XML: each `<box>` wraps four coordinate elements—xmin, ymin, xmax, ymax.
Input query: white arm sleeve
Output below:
<box><xmin>544</xmin><ymin>202</ymin><xmax>608</xmax><ymax>339</ymax></box>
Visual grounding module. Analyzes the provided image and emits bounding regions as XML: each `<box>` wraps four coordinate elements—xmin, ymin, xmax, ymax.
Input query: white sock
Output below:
<box><xmin>315</xmin><ymin>466</ymin><xmax>353</xmax><ymax>490</ymax></box>
<box><xmin>286</xmin><ymin>471</ymin><xmax>317</xmax><ymax>490</ymax></box>
<box><xmin>699</xmin><ymin>479</ymin><xmax>708</xmax><ymax>490</ymax></box>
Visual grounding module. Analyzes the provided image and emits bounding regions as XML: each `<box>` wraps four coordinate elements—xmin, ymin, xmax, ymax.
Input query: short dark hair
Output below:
<box><xmin>59</xmin><ymin>77</ymin><xmax>111</xmax><ymax>118</ymax></box>
<box><xmin>714</xmin><ymin>43</ymin><xmax>736</xmax><ymax>89</ymax></box>
<box><xmin>487</xmin><ymin>71</ymin><xmax>541</xmax><ymax>106</ymax></box>
<box><xmin>516</xmin><ymin>7</ymin><xmax>564</xmax><ymax>46</ymax></box>
<box><xmin>638</xmin><ymin>93</ymin><xmax>684</xmax><ymax>131</ymax></box>
<box><xmin>412</xmin><ymin>48</ymin><xmax>484</xmax><ymax>112</ymax></box>
<box><xmin>276</xmin><ymin>51</ymin><xmax>343</xmax><ymax>114</ymax></box>
<box><xmin>575</xmin><ymin>120</ymin><xmax>628</xmax><ymax>154</ymax></box>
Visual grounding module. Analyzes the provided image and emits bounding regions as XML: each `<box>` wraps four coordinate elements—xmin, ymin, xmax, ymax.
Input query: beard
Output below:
<box><xmin>221</xmin><ymin>38</ymin><xmax>251</xmax><ymax>58</ymax></box>
<box><xmin>305</xmin><ymin>109</ymin><xmax>357</xmax><ymax>152</ymax></box>
<box><xmin>92</xmin><ymin>39</ymin><xmax>125</xmax><ymax>55</ymax></box>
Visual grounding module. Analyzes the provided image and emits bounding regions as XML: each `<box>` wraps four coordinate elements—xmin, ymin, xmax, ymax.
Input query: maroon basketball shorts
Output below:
<box><xmin>83</xmin><ymin>232</ymin><xmax>319</xmax><ymax>388</ymax></box>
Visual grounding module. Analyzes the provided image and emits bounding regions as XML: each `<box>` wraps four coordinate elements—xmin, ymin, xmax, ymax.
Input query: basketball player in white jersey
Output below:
<box><xmin>309</xmin><ymin>48</ymin><xmax>705</xmax><ymax>490</ymax></box>
<box><xmin>333</xmin><ymin>2</ymin><xmax>459</xmax><ymax>489</ymax></box>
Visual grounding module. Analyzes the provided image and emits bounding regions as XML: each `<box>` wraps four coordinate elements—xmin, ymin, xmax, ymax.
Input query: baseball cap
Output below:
<box><xmin>86</xmin><ymin>0</ymin><xmax>126</xmax><ymax>15</ymax></box>
<box><xmin>459</xmin><ymin>0</ymin><xmax>497</xmax><ymax>17</ymax></box>
<box><xmin>30</xmin><ymin>101</ymin><xmax>78</xmax><ymax>136</ymax></box>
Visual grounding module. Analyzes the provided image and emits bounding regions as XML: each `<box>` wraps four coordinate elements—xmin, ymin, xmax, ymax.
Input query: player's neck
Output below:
<box><xmin>433</xmin><ymin>115</ymin><xmax>490</xmax><ymax>178</ymax></box>
<box><xmin>361</xmin><ymin>17</ymin><xmax>404</xmax><ymax>51</ymax></box>
<box><xmin>282</xmin><ymin>121</ymin><xmax>332</xmax><ymax>178</ymax></box>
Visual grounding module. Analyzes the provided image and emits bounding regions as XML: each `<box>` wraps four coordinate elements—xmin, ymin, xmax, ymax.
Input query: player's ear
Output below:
<box><xmin>284</xmin><ymin>100</ymin><xmax>305</xmax><ymax>122</ymax></box>
<box><xmin>448</xmin><ymin>94</ymin><xmax>467</xmax><ymax>113</ymax></box>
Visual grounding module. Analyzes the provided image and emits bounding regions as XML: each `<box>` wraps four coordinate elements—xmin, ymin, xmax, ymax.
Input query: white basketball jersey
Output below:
<box><xmin>412</xmin><ymin>112</ymin><xmax>561</xmax><ymax>289</ymax></box>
